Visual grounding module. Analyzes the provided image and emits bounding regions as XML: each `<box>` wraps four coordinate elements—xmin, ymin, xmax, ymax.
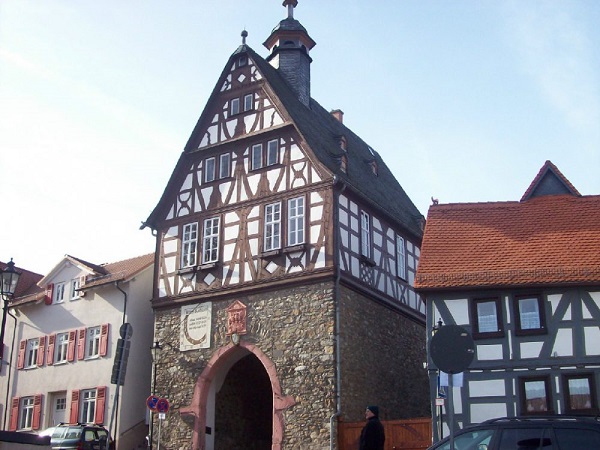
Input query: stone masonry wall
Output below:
<box><xmin>153</xmin><ymin>280</ymin><xmax>337</xmax><ymax>450</ymax></box>
<box><xmin>338</xmin><ymin>284</ymin><xmax>430</xmax><ymax>422</ymax></box>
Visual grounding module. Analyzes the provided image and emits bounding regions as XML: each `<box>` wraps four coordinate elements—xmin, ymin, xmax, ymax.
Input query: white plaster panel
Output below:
<box><xmin>181</xmin><ymin>283</ymin><xmax>193</xmax><ymax>294</ymax></box>
<box><xmin>268</xmin><ymin>169</ymin><xmax>282</xmax><ymax>192</ymax></box>
<box><xmin>223</xmin><ymin>243</ymin><xmax>235</xmax><ymax>261</ymax></box>
<box><xmin>470</xmin><ymin>403</ymin><xmax>507</xmax><ymax>424</ymax></box>
<box><xmin>339</xmin><ymin>210</ymin><xmax>349</xmax><ymax>227</ymax></box>
<box><xmin>289</xmin><ymin>144</ymin><xmax>302</xmax><ymax>161</ymax></box>
<box><xmin>350</xmin><ymin>216</ymin><xmax>358</xmax><ymax>231</ymax></box>
<box><xmin>476</xmin><ymin>344</ymin><xmax>503</xmax><ymax>360</ymax></box>
<box><xmin>244</xmin><ymin>114</ymin><xmax>255</xmax><ymax>132</ymax></box>
<box><xmin>340</xmin><ymin>230</ymin><xmax>349</xmax><ymax>248</ymax></box>
<box><xmin>373</xmin><ymin>231</ymin><xmax>383</xmax><ymax>247</ymax></box>
<box><xmin>520</xmin><ymin>341</ymin><xmax>543</xmax><ymax>359</ymax></box>
<box><xmin>201</xmin><ymin>187</ymin><xmax>212</xmax><ymax>207</ymax></box>
<box><xmin>445</xmin><ymin>299</ymin><xmax>470</xmax><ymax>326</ymax></box>
<box><xmin>194</xmin><ymin>191</ymin><xmax>202</xmax><ymax>213</ymax></box>
<box><xmin>247</xmin><ymin>220</ymin><xmax>259</xmax><ymax>236</ymax></box>
<box><xmin>584</xmin><ymin>327</ymin><xmax>600</xmax><ymax>355</ymax></box>
<box><xmin>408</xmin><ymin>255</ymin><xmax>415</xmax><ymax>270</ymax></box>
<box><xmin>469</xmin><ymin>379</ymin><xmax>505</xmax><ymax>397</ymax></box>
<box><xmin>166</xmin><ymin>205</ymin><xmax>174</xmax><ymax>220</ymax></box>
<box><xmin>314</xmin><ymin>249</ymin><xmax>325</xmax><ymax>269</ymax></box>
<box><xmin>310</xmin><ymin>191</ymin><xmax>323</xmax><ymax>204</ymax></box>
<box><xmin>311</xmin><ymin>167</ymin><xmax>322</xmax><ymax>182</ymax></box>
<box><xmin>164</xmin><ymin>256</ymin><xmax>176</xmax><ymax>274</ymax></box>
<box><xmin>309</xmin><ymin>225</ymin><xmax>319</xmax><ymax>244</ymax></box>
<box><xmin>219</xmin><ymin>181</ymin><xmax>232</xmax><ymax>201</ymax></box>
<box><xmin>350</xmin><ymin>235</ymin><xmax>359</xmax><ymax>254</ymax></box>
<box><xmin>264</xmin><ymin>98</ymin><xmax>271</xmax><ymax>107</ymax></box>
<box><xmin>350</xmin><ymin>201</ymin><xmax>358</xmax><ymax>215</ymax></box>
<box><xmin>339</xmin><ymin>194</ymin><xmax>348</xmax><ymax>209</ymax></box>
<box><xmin>407</xmin><ymin>241</ymin><xmax>414</xmax><ymax>252</ymax></box>
<box><xmin>159</xmin><ymin>279</ymin><xmax>167</xmax><ymax>297</ymax></box>
<box><xmin>249</xmin><ymin>238</ymin><xmax>258</xmax><ymax>255</ymax></box>
<box><xmin>589</xmin><ymin>291</ymin><xmax>600</xmax><ymax>304</ymax></box>
<box><xmin>247</xmin><ymin>174</ymin><xmax>260</xmax><ymax>196</ymax></box>
<box><xmin>414</xmin><ymin>246</ymin><xmax>420</xmax><ymax>257</ymax></box>
<box><xmin>582</xmin><ymin>302</ymin><xmax>593</xmax><ymax>319</ymax></box>
<box><xmin>228</xmin><ymin>265</ymin><xmax>239</xmax><ymax>285</ymax></box>
<box><xmin>372</xmin><ymin>217</ymin><xmax>382</xmax><ymax>231</ymax></box>
<box><xmin>166</xmin><ymin>226</ymin><xmax>178</xmax><ymax>238</ymax></box>
<box><xmin>548</xmin><ymin>294</ymin><xmax>563</xmax><ymax>316</ymax></box>
<box><xmin>351</xmin><ymin>256</ymin><xmax>359</xmax><ymax>277</ymax></box>
<box><xmin>373</xmin><ymin>248</ymin><xmax>381</xmax><ymax>264</ymax></box>
<box><xmin>553</xmin><ymin>328</ymin><xmax>574</xmax><ymax>356</ymax></box>
<box><xmin>225</xmin><ymin>120</ymin><xmax>235</xmax><ymax>139</ymax></box>
<box><xmin>206</xmin><ymin>124</ymin><xmax>217</xmax><ymax>143</ymax></box>
<box><xmin>386</xmin><ymin>239</ymin><xmax>394</xmax><ymax>255</ymax></box>
<box><xmin>225</xmin><ymin>211</ymin><xmax>238</xmax><ymax>223</ymax></box>
<box><xmin>199</xmin><ymin>134</ymin><xmax>209</xmax><ymax>148</ymax></box>
<box><xmin>248</xmin><ymin>206</ymin><xmax>259</xmax><ymax>219</ymax></box>
<box><xmin>182</xmin><ymin>173</ymin><xmax>193</xmax><ymax>190</ymax></box>
<box><xmin>224</xmin><ymin>224</ymin><xmax>240</xmax><ymax>241</ymax></box>
<box><xmin>163</xmin><ymin>239</ymin><xmax>177</xmax><ymax>255</ymax></box>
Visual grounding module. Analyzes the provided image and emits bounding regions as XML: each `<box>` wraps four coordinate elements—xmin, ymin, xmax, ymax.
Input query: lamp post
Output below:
<box><xmin>149</xmin><ymin>341</ymin><xmax>162</xmax><ymax>450</ymax></box>
<box><xmin>0</xmin><ymin>259</ymin><xmax>21</xmax><ymax>363</ymax></box>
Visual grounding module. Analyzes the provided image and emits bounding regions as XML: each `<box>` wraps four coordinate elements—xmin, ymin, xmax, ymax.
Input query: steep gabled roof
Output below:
<box><xmin>144</xmin><ymin>44</ymin><xmax>424</xmax><ymax>239</ymax></box>
<box><xmin>415</xmin><ymin>164</ymin><xmax>600</xmax><ymax>291</ymax></box>
<box><xmin>0</xmin><ymin>261</ymin><xmax>43</xmax><ymax>299</ymax></box>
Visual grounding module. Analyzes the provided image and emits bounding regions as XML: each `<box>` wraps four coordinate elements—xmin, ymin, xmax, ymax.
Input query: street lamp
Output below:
<box><xmin>0</xmin><ymin>259</ymin><xmax>21</xmax><ymax>362</ymax></box>
<box><xmin>149</xmin><ymin>341</ymin><xmax>162</xmax><ymax>450</ymax></box>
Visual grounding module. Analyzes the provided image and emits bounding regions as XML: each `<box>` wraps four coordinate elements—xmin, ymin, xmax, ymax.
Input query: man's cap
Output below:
<box><xmin>367</xmin><ymin>405</ymin><xmax>379</xmax><ymax>417</ymax></box>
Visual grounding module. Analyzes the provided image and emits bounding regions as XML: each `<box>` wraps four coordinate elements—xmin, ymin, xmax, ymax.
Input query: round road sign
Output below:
<box><xmin>430</xmin><ymin>325</ymin><xmax>475</xmax><ymax>374</ymax></box>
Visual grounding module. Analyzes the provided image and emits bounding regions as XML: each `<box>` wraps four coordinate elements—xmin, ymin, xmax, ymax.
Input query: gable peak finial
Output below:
<box><xmin>282</xmin><ymin>0</ymin><xmax>298</xmax><ymax>19</ymax></box>
<box><xmin>241</xmin><ymin>29</ymin><xmax>248</xmax><ymax>45</ymax></box>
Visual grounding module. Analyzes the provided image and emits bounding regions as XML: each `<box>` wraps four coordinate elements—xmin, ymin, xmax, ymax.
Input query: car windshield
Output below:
<box><xmin>435</xmin><ymin>428</ymin><xmax>494</xmax><ymax>450</ymax></box>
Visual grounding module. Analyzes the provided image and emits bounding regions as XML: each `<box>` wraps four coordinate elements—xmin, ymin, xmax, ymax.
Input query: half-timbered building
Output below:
<box><xmin>416</xmin><ymin>161</ymin><xmax>600</xmax><ymax>443</ymax></box>
<box><xmin>142</xmin><ymin>2</ymin><xmax>429</xmax><ymax>449</ymax></box>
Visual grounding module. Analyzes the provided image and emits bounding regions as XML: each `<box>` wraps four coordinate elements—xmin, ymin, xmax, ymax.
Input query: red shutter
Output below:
<box><xmin>47</xmin><ymin>334</ymin><xmax>55</xmax><ymax>365</ymax></box>
<box><xmin>77</xmin><ymin>329</ymin><xmax>86</xmax><ymax>360</ymax></box>
<box><xmin>32</xmin><ymin>394</ymin><xmax>42</xmax><ymax>430</ymax></box>
<box><xmin>44</xmin><ymin>284</ymin><xmax>54</xmax><ymax>305</ymax></box>
<box><xmin>67</xmin><ymin>331</ymin><xmax>77</xmax><ymax>362</ymax></box>
<box><xmin>37</xmin><ymin>336</ymin><xmax>46</xmax><ymax>367</ymax></box>
<box><xmin>17</xmin><ymin>341</ymin><xmax>26</xmax><ymax>370</ymax></box>
<box><xmin>99</xmin><ymin>324</ymin><xmax>109</xmax><ymax>357</ymax></box>
<box><xmin>9</xmin><ymin>397</ymin><xmax>19</xmax><ymax>431</ymax></box>
<box><xmin>95</xmin><ymin>386</ymin><xmax>106</xmax><ymax>425</ymax></box>
<box><xmin>69</xmin><ymin>390</ymin><xmax>80</xmax><ymax>423</ymax></box>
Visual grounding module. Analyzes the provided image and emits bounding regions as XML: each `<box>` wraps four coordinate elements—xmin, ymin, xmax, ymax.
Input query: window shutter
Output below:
<box><xmin>95</xmin><ymin>386</ymin><xmax>106</xmax><ymax>424</ymax></box>
<box><xmin>79</xmin><ymin>276</ymin><xmax>87</xmax><ymax>297</ymax></box>
<box><xmin>67</xmin><ymin>331</ymin><xmax>77</xmax><ymax>362</ymax></box>
<box><xmin>44</xmin><ymin>284</ymin><xmax>54</xmax><ymax>305</ymax></box>
<box><xmin>17</xmin><ymin>341</ymin><xmax>26</xmax><ymax>370</ymax></box>
<box><xmin>69</xmin><ymin>390</ymin><xmax>80</xmax><ymax>423</ymax></box>
<box><xmin>77</xmin><ymin>329</ymin><xmax>86</xmax><ymax>360</ymax></box>
<box><xmin>9</xmin><ymin>397</ymin><xmax>19</xmax><ymax>431</ymax></box>
<box><xmin>99</xmin><ymin>324</ymin><xmax>109</xmax><ymax>357</ymax></box>
<box><xmin>32</xmin><ymin>394</ymin><xmax>43</xmax><ymax>430</ymax></box>
<box><xmin>47</xmin><ymin>334</ymin><xmax>55</xmax><ymax>365</ymax></box>
<box><xmin>37</xmin><ymin>336</ymin><xmax>46</xmax><ymax>367</ymax></box>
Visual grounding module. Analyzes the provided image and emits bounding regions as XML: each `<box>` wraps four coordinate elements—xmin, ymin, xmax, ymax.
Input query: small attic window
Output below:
<box><xmin>370</xmin><ymin>160</ymin><xmax>378</xmax><ymax>176</ymax></box>
<box><xmin>338</xmin><ymin>136</ymin><xmax>347</xmax><ymax>151</ymax></box>
<box><xmin>238</xmin><ymin>55</ymin><xmax>248</xmax><ymax>68</ymax></box>
<box><xmin>340</xmin><ymin>154</ymin><xmax>348</xmax><ymax>173</ymax></box>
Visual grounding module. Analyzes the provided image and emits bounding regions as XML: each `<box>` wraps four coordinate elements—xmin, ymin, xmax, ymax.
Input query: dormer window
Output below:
<box><xmin>370</xmin><ymin>160</ymin><xmax>378</xmax><ymax>176</ymax></box>
<box><xmin>340</xmin><ymin>155</ymin><xmax>348</xmax><ymax>173</ymax></box>
<box><xmin>238</xmin><ymin>55</ymin><xmax>248</xmax><ymax>67</ymax></box>
<box><xmin>54</xmin><ymin>283</ymin><xmax>65</xmax><ymax>304</ymax></box>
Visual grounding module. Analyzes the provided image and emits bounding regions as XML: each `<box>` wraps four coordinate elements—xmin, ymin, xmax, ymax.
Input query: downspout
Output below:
<box><xmin>3</xmin><ymin>309</ymin><xmax>18</xmax><ymax>431</ymax></box>
<box><xmin>109</xmin><ymin>281</ymin><xmax>128</xmax><ymax>443</ymax></box>
<box><xmin>330</xmin><ymin>175</ymin><xmax>346</xmax><ymax>450</ymax></box>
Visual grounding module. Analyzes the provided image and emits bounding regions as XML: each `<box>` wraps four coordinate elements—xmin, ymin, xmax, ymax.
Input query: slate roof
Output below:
<box><xmin>415</xmin><ymin>190</ymin><xmax>600</xmax><ymax>291</ymax></box>
<box><xmin>145</xmin><ymin>44</ymin><xmax>424</xmax><ymax>239</ymax></box>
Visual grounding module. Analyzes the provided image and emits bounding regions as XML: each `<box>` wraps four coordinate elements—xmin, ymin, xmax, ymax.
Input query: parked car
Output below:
<box><xmin>49</xmin><ymin>423</ymin><xmax>114</xmax><ymax>450</ymax></box>
<box><xmin>428</xmin><ymin>416</ymin><xmax>600</xmax><ymax>450</ymax></box>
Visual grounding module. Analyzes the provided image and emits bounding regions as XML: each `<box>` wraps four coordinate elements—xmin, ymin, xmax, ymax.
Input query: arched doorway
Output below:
<box><xmin>215</xmin><ymin>354</ymin><xmax>272</xmax><ymax>449</ymax></box>
<box><xmin>180</xmin><ymin>341</ymin><xmax>295</xmax><ymax>450</ymax></box>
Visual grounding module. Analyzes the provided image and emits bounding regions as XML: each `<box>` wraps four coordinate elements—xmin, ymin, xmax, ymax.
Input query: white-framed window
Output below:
<box><xmin>86</xmin><ymin>327</ymin><xmax>101</xmax><ymax>359</ymax></box>
<box><xmin>396</xmin><ymin>235</ymin><xmax>406</xmax><ymax>279</ymax></box>
<box><xmin>360</xmin><ymin>211</ymin><xmax>371</xmax><ymax>258</ymax></box>
<box><xmin>252</xmin><ymin>144</ymin><xmax>263</xmax><ymax>170</ymax></box>
<box><xmin>202</xmin><ymin>217</ymin><xmax>220</xmax><ymax>264</ymax></box>
<box><xmin>181</xmin><ymin>223</ymin><xmax>198</xmax><ymax>268</ymax></box>
<box><xmin>219</xmin><ymin>153</ymin><xmax>231</xmax><ymax>179</ymax></box>
<box><xmin>205</xmin><ymin>157</ymin><xmax>216</xmax><ymax>183</ymax></box>
<box><xmin>70</xmin><ymin>279</ymin><xmax>80</xmax><ymax>300</ymax></box>
<box><xmin>19</xmin><ymin>397</ymin><xmax>34</xmax><ymax>430</ymax></box>
<box><xmin>80</xmin><ymin>389</ymin><xmax>97</xmax><ymax>423</ymax></box>
<box><xmin>56</xmin><ymin>397</ymin><xmax>66</xmax><ymax>412</ymax></box>
<box><xmin>230</xmin><ymin>97</ymin><xmax>240</xmax><ymax>115</ymax></box>
<box><xmin>264</xmin><ymin>202</ymin><xmax>281</xmax><ymax>251</ymax></box>
<box><xmin>54</xmin><ymin>283</ymin><xmax>65</xmax><ymax>304</ymax></box>
<box><xmin>288</xmin><ymin>197</ymin><xmax>305</xmax><ymax>246</ymax></box>
<box><xmin>267</xmin><ymin>139</ymin><xmax>279</xmax><ymax>166</ymax></box>
<box><xmin>243</xmin><ymin>93</ymin><xmax>254</xmax><ymax>111</ymax></box>
<box><xmin>25</xmin><ymin>339</ymin><xmax>39</xmax><ymax>368</ymax></box>
<box><xmin>55</xmin><ymin>332</ymin><xmax>69</xmax><ymax>364</ymax></box>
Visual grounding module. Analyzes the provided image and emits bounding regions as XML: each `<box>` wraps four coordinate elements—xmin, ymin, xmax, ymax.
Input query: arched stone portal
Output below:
<box><xmin>180</xmin><ymin>341</ymin><xmax>296</xmax><ymax>450</ymax></box>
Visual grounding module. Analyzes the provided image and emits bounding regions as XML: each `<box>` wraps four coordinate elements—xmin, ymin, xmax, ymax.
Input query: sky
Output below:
<box><xmin>1</xmin><ymin>0</ymin><xmax>599</xmax><ymax>276</ymax></box>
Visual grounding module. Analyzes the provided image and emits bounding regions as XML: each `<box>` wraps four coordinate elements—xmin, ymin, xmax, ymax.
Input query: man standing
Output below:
<box><xmin>359</xmin><ymin>405</ymin><xmax>385</xmax><ymax>450</ymax></box>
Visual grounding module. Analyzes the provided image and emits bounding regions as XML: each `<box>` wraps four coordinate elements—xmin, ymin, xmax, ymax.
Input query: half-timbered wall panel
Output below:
<box><xmin>338</xmin><ymin>193</ymin><xmax>424</xmax><ymax>315</ymax></box>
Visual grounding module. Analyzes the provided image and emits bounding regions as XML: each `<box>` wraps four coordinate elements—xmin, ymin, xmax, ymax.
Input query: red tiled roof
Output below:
<box><xmin>82</xmin><ymin>253</ymin><xmax>154</xmax><ymax>289</ymax></box>
<box><xmin>415</xmin><ymin>194</ymin><xmax>600</xmax><ymax>290</ymax></box>
<box><xmin>0</xmin><ymin>261</ymin><xmax>43</xmax><ymax>298</ymax></box>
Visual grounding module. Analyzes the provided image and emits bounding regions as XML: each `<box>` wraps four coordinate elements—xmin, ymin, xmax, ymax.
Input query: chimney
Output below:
<box><xmin>331</xmin><ymin>109</ymin><xmax>344</xmax><ymax>124</ymax></box>
<box><xmin>264</xmin><ymin>0</ymin><xmax>316</xmax><ymax>107</ymax></box>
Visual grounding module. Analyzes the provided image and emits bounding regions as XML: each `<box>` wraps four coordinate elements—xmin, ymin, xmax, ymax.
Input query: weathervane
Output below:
<box><xmin>283</xmin><ymin>0</ymin><xmax>298</xmax><ymax>19</ymax></box>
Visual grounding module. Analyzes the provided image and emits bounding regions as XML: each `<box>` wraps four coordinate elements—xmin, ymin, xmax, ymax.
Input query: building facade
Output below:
<box><xmin>142</xmin><ymin>2</ymin><xmax>429</xmax><ymax>449</ymax></box>
<box><xmin>416</xmin><ymin>161</ymin><xmax>600</xmax><ymax>443</ymax></box>
<box><xmin>1</xmin><ymin>254</ymin><xmax>154</xmax><ymax>450</ymax></box>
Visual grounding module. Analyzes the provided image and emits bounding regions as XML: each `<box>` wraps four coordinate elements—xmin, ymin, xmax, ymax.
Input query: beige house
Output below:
<box><xmin>0</xmin><ymin>254</ymin><xmax>154</xmax><ymax>450</ymax></box>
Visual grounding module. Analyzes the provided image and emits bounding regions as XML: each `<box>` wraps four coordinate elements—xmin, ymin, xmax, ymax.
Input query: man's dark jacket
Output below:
<box><xmin>359</xmin><ymin>416</ymin><xmax>385</xmax><ymax>450</ymax></box>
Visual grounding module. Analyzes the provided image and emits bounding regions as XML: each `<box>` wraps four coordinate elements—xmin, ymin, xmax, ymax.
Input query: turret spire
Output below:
<box><xmin>283</xmin><ymin>0</ymin><xmax>298</xmax><ymax>19</ymax></box>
